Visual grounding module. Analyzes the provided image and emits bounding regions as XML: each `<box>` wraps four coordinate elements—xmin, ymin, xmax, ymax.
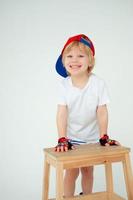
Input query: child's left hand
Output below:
<box><xmin>99</xmin><ymin>134</ymin><xmax>121</xmax><ymax>146</ymax></box>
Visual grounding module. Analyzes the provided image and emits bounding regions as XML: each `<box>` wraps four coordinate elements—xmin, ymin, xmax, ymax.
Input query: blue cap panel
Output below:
<box><xmin>55</xmin><ymin>55</ymin><xmax>68</xmax><ymax>77</ymax></box>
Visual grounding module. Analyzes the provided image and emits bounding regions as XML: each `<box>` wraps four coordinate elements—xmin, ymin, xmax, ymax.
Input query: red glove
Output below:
<box><xmin>55</xmin><ymin>137</ymin><xmax>74</xmax><ymax>151</ymax></box>
<box><xmin>99</xmin><ymin>134</ymin><xmax>118</xmax><ymax>146</ymax></box>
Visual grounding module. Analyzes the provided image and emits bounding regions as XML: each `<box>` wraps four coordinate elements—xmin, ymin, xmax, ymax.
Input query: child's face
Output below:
<box><xmin>63</xmin><ymin>46</ymin><xmax>90</xmax><ymax>77</ymax></box>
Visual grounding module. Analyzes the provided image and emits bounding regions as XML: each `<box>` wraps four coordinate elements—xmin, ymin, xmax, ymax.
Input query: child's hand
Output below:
<box><xmin>55</xmin><ymin>137</ymin><xmax>75</xmax><ymax>152</ymax></box>
<box><xmin>99</xmin><ymin>134</ymin><xmax>120</xmax><ymax>146</ymax></box>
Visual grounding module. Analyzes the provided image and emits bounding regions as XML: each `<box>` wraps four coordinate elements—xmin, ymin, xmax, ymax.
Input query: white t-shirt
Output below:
<box><xmin>57</xmin><ymin>73</ymin><xmax>110</xmax><ymax>144</ymax></box>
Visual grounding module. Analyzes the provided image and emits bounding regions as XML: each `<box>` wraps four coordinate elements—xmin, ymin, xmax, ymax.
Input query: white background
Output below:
<box><xmin>0</xmin><ymin>0</ymin><xmax>133</xmax><ymax>199</ymax></box>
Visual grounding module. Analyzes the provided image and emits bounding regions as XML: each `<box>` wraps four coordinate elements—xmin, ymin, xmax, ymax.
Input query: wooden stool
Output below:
<box><xmin>42</xmin><ymin>144</ymin><xmax>133</xmax><ymax>200</ymax></box>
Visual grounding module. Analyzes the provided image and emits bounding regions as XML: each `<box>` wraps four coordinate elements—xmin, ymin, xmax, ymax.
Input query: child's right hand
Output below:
<box><xmin>55</xmin><ymin>137</ymin><xmax>75</xmax><ymax>152</ymax></box>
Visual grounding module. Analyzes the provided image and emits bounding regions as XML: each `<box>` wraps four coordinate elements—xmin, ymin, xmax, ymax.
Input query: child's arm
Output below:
<box><xmin>55</xmin><ymin>105</ymin><xmax>74</xmax><ymax>152</ymax></box>
<box><xmin>97</xmin><ymin>105</ymin><xmax>119</xmax><ymax>146</ymax></box>
<box><xmin>97</xmin><ymin>105</ymin><xmax>108</xmax><ymax>137</ymax></box>
<box><xmin>56</xmin><ymin>105</ymin><xmax>68</xmax><ymax>138</ymax></box>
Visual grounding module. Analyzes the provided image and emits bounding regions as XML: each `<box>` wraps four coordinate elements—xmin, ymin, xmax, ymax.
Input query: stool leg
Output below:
<box><xmin>56</xmin><ymin>162</ymin><xmax>64</xmax><ymax>200</ymax></box>
<box><xmin>42</xmin><ymin>154</ymin><xmax>50</xmax><ymax>200</ymax></box>
<box><xmin>122</xmin><ymin>153</ymin><xmax>133</xmax><ymax>200</ymax></box>
<box><xmin>105</xmin><ymin>162</ymin><xmax>113</xmax><ymax>199</ymax></box>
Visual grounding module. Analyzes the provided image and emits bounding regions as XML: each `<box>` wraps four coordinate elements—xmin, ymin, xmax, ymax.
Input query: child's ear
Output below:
<box><xmin>88</xmin><ymin>66</ymin><xmax>93</xmax><ymax>73</ymax></box>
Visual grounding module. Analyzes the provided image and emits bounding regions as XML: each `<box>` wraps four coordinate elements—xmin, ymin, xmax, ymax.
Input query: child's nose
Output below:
<box><xmin>71</xmin><ymin>56</ymin><xmax>78</xmax><ymax>62</ymax></box>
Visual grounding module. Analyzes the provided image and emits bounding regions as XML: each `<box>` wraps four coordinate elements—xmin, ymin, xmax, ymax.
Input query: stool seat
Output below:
<box><xmin>42</xmin><ymin>144</ymin><xmax>133</xmax><ymax>200</ymax></box>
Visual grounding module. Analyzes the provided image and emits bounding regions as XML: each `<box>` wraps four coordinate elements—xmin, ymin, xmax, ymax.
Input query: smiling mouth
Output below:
<box><xmin>70</xmin><ymin>65</ymin><xmax>82</xmax><ymax>69</ymax></box>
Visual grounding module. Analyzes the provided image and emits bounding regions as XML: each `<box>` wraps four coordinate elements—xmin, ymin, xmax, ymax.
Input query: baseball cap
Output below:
<box><xmin>55</xmin><ymin>34</ymin><xmax>95</xmax><ymax>77</ymax></box>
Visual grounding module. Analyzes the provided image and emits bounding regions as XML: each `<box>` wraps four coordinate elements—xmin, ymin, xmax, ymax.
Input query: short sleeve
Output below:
<box><xmin>98</xmin><ymin>80</ymin><xmax>110</xmax><ymax>106</ymax></box>
<box><xmin>57</xmin><ymin>81</ymin><xmax>67</xmax><ymax>105</ymax></box>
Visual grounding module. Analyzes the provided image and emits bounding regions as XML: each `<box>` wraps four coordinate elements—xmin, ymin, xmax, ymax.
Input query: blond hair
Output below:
<box><xmin>62</xmin><ymin>41</ymin><xmax>95</xmax><ymax>74</ymax></box>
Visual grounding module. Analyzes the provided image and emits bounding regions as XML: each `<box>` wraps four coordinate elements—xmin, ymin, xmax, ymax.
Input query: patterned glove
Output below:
<box><xmin>55</xmin><ymin>137</ymin><xmax>73</xmax><ymax>151</ymax></box>
<box><xmin>99</xmin><ymin>134</ymin><xmax>118</xmax><ymax>146</ymax></box>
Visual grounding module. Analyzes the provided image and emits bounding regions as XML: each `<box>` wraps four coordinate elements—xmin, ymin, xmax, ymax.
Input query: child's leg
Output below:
<box><xmin>80</xmin><ymin>166</ymin><xmax>94</xmax><ymax>194</ymax></box>
<box><xmin>64</xmin><ymin>168</ymin><xmax>79</xmax><ymax>197</ymax></box>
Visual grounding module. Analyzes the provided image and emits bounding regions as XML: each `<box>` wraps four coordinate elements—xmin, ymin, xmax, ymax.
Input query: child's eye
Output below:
<box><xmin>67</xmin><ymin>55</ymin><xmax>72</xmax><ymax>58</ymax></box>
<box><xmin>79</xmin><ymin>55</ymin><xmax>84</xmax><ymax>57</ymax></box>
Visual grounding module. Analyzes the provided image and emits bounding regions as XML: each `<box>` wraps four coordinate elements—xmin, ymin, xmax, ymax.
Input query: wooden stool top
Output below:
<box><xmin>44</xmin><ymin>144</ymin><xmax>130</xmax><ymax>162</ymax></box>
